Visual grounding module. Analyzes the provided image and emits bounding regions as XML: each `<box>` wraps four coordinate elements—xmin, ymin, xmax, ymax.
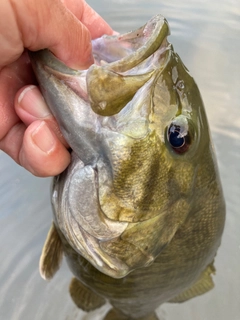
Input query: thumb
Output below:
<box><xmin>20</xmin><ymin>0</ymin><xmax>94</xmax><ymax>69</ymax></box>
<box><xmin>1</xmin><ymin>0</ymin><xmax>112</xmax><ymax>70</ymax></box>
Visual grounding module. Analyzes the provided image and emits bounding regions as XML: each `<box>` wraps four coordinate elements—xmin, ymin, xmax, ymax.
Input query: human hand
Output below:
<box><xmin>0</xmin><ymin>0</ymin><xmax>112</xmax><ymax>177</ymax></box>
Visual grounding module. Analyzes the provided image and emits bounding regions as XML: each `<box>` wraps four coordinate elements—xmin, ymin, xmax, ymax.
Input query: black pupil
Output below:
<box><xmin>168</xmin><ymin>126</ymin><xmax>185</xmax><ymax>148</ymax></box>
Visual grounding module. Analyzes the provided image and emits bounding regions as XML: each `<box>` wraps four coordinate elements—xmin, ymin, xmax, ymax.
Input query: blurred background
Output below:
<box><xmin>0</xmin><ymin>0</ymin><xmax>239</xmax><ymax>319</ymax></box>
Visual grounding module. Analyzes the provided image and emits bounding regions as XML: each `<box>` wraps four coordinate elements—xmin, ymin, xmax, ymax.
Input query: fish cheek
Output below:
<box><xmin>99</xmin><ymin>131</ymin><xmax>173</xmax><ymax>222</ymax></box>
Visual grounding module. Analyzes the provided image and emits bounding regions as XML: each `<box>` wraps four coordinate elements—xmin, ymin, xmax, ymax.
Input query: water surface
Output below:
<box><xmin>0</xmin><ymin>0</ymin><xmax>239</xmax><ymax>319</ymax></box>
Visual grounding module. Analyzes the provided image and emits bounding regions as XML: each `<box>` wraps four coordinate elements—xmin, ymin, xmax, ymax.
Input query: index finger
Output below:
<box><xmin>63</xmin><ymin>0</ymin><xmax>113</xmax><ymax>39</ymax></box>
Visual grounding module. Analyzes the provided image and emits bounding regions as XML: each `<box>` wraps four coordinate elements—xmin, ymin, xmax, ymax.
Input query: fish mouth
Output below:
<box><xmin>30</xmin><ymin>14</ymin><xmax>169</xmax><ymax>72</ymax></box>
<box><xmin>30</xmin><ymin>15</ymin><xmax>170</xmax><ymax>118</ymax></box>
<box><xmin>88</xmin><ymin>14</ymin><xmax>170</xmax><ymax>116</ymax></box>
<box><xmin>91</xmin><ymin>14</ymin><xmax>170</xmax><ymax>72</ymax></box>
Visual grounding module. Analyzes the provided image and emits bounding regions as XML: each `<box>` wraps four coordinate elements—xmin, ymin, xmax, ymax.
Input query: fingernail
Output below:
<box><xmin>31</xmin><ymin>121</ymin><xmax>55</xmax><ymax>154</ymax></box>
<box><xmin>18</xmin><ymin>85</ymin><xmax>51</xmax><ymax>118</ymax></box>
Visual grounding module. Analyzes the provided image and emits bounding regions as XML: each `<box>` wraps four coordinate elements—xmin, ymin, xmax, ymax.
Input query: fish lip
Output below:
<box><xmin>29</xmin><ymin>14</ymin><xmax>170</xmax><ymax>120</ymax></box>
<box><xmin>85</xmin><ymin>14</ymin><xmax>170</xmax><ymax>116</ymax></box>
<box><xmin>104</xmin><ymin>14</ymin><xmax>170</xmax><ymax>73</ymax></box>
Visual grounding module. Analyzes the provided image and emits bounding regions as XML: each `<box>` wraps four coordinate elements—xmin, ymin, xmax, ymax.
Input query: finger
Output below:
<box><xmin>62</xmin><ymin>0</ymin><xmax>113</xmax><ymax>39</ymax></box>
<box><xmin>21</xmin><ymin>0</ymin><xmax>94</xmax><ymax>69</ymax></box>
<box><xmin>1</xmin><ymin>119</ymin><xmax>70</xmax><ymax>177</ymax></box>
<box><xmin>15</xmin><ymin>85</ymin><xmax>68</xmax><ymax>147</ymax></box>
<box><xmin>0</xmin><ymin>0</ymin><xmax>112</xmax><ymax>70</ymax></box>
<box><xmin>19</xmin><ymin>120</ymin><xmax>71</xmax><ymax>177</ymax></box>
<box><xmin>0</xmin><ymin>58</ymin><xmax>70</xmax><ymax>176</ymax></box>
<box><xmin>0</xmin><ymin>52</ymin><xmax>34</xmax><ymax>145</ymax></box>
<box><xmin>15</xmin><ymin>85</ymin><xmax>70</xmax><ymax>176</ymax></box>
<box><xmin>0</xmin><ymin>0</ymin><xmax>91</xmax><ymax>69</ymax></box>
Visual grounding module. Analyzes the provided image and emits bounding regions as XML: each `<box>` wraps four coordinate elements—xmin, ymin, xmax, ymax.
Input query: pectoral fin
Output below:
<box><xmin>69</xmin><ymin>277</ymin><xmax>105</xmax><ymax>311</ymax></box>
<box><xmin>39</xmin><ymin>222</ymin><xmax>63</xmax><ymax>280</ymax></box>
<box><xmin>169</xmin><ymin>262</ymin><xmax>216</xmax><ymax>303</ymax></box>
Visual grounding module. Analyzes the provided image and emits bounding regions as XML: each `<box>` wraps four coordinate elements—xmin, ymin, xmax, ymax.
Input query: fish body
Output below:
<box><xmin>30</xmin><ymin>15</ymin><xmax>225</xmax><ymax>320</ymax></box>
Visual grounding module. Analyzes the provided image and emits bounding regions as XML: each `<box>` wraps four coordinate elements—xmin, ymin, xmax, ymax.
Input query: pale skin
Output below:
<box><xmin>0</xmin><ymin>0</ymin><xmax>113</xmax><ymax>176</ymax></box>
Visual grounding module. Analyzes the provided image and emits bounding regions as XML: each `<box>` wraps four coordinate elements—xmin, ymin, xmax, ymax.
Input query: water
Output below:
<box><xmin>0</xmin><ymin>0</ymin><xmax>239</xmax><ymax>319</ymax></box>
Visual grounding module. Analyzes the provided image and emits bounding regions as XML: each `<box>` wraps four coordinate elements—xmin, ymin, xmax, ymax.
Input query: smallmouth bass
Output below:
<box><xmin>30</xmin><ymin>14</ymin><xmax>225</xmax><ymax>320</ymax></box>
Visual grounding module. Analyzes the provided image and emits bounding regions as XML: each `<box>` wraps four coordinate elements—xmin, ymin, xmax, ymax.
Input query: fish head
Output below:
<box><xmin>30</xmin><ymin>15</ymin><xmax>223</xmax><ymax>279</ymax></box>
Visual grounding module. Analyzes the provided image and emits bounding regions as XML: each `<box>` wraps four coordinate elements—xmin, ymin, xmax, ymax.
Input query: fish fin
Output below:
<box><xmin>69</xmin><ymin>277</ymin><xmax>105</xmax><ymax>311</ymax></box>
<box><xmin>169</xmin><ymin>261</ymin><xmax>216</xmax><ymax>303</ymax></box>
<box><xmin>104</xmin><ymin>309</ymin><xmax>125</xmax><ymax>320</ymax></box>
<box><xmin>39</xmin><ymin>222</ymin><xmax>63</xmax><ymax>280</ymax></box>
<box><xmin>142</xmin><ymin>313</ymin><xmax>159</xmax><ymax>320</ymax></box>
<box><xmin>104</xmin><ymin>309</ymin><xmax>159</xmax><ymax>320</ymax></box>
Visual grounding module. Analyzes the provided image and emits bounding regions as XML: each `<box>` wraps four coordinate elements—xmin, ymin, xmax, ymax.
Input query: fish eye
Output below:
<box><xmin>167</xmin><ymin>120</ymin><xmax>191</xmax><ymax>154</ymax></box>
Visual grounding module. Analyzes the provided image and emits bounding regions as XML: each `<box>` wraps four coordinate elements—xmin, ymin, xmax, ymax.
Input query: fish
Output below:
<box><xmin>30</xmin><ymin>14</ymin><xmax>225</xmax><ymax>320</ymax></box>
